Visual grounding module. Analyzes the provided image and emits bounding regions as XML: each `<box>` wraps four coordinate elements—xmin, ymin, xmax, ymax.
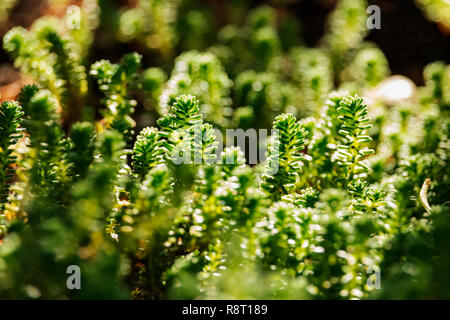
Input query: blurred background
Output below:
<box><xmin>0</xmin><ymin>0</ymin><xmax>449</xmax><ymax>109</ymax></box>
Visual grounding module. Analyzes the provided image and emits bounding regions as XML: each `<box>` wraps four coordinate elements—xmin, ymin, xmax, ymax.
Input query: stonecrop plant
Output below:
<box><xmin>0</xmin><ymin>0</ymin><xmax>449</xmax><ymax>300</ymax></box>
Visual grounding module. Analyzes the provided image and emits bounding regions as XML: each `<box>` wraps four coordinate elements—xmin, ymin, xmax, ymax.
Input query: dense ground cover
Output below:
<box><xmin>0</xmin><ymin>0</ymin><xmax>449</xmax><ymax>299</ymax></box>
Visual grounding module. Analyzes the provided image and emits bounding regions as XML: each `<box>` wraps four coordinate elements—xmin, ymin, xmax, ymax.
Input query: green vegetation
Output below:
<box><xmin>0</xmin><ymin>0</ymin><xmax>449</xmax><ymax>299</ymax></box>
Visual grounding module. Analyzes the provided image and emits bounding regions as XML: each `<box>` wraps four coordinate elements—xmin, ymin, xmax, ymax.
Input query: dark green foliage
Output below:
<box><xmin>0</xmin><ymin>101</ymin><xmax>23</xmax><ymax>207</ymax></box>
<box><xmin>262</xmin><ymin>113</ymin><xmax>308</xmax><ymax>196</ymax></box>
<box><xmin>160</xmin><ymin>51</ymin><xmax>232</xmax><ymax>127</ymax></box>
<box><xmin>156</xmin><ymin>94</ymin><xmax>217</xmax><ymax>167</ymax></box>
<box><xmin>90</xmin><ymin>53</ymin><xmax>142</xmax><ymax>141</ymax></box>
<box><xmin>67</xmin><ymin>122</ymin><xmax>95</xmax><ymax>180</ymax></box>
<box><xmin>334</xmin><ymin>95</ymin><xmax>374</xmax><ymax>182</ymax></box>
<box><xmin>3</xmin><ymin>18</ymin><xmax>88</xmax><ymax>127</ymax></box>
<box><xmin>33</xmin><ymin>18</ymin><xmax>88</xmax><ymax>122</ymax></box>
<box><xmin>347</xmin><ymin>179</ymin><xmax>386</xmax><ymax>214</ymax></box>
<box><xmin>157</xmin><ymin>94</ymin><xmax>202</xmax><ymax>134</ymax></box>
<box><xmin>292</xmin><ymin>187</ymin><xmax>321</xmax><ymax>208</ymax></box>
<box><xmin>0</xmin><ymin>101</ymin><xmax>24</xmax><ymax>239</ymax></box>
<box><xmin>374</xmin><ymin>205</ymin><xmax>450</xmax><ymax>299</ymax></box>
<box><xmin>18</xmin><ymin>85</ymin><xmax>68</xmax><ymax>203</ymax></box>
<box><xmin>0</xmin><ymin>0</ymin><xmax>449</xmax><ymax>301</ymax></box>
<box><xmin>257</xmin><ymin>202</ymin><xmax>305</xmax><ymax>272</ymax></box>
<box><xmin>346</xmin><ymin>47</ymin><xmax>389</xmax><ymax>87</ymax></box>
<box><xmin>132</xmin><ymin>127</ymin><xmax>163</xmax><ymax>179</ymax></box>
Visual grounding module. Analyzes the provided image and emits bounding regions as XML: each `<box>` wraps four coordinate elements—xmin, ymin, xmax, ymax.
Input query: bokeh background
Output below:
<box><xmin>1</xmin><ymin>0</ymin><xmax>449</xmax><ymax>100</ymax></box>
